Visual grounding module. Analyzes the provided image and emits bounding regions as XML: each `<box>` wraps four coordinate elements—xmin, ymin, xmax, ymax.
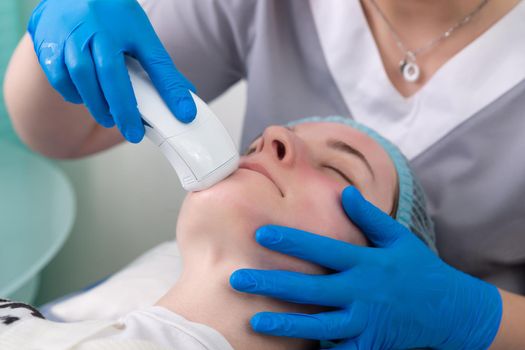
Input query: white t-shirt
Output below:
<box><xmin>108</xmin><ymin>306</ymin><xmax>234</xmax><ymax>350</ymax></box>
<box><xmin>0</xmin><ymin>300</ymin><xmax>233</xmax><ymax>350</ymax></box>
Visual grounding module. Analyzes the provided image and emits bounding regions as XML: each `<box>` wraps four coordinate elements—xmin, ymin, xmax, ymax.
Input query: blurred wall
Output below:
<box><xmin>36</xmin><ymin>83</ymin><xmax>246</xmax><ymax>304</ymax></box>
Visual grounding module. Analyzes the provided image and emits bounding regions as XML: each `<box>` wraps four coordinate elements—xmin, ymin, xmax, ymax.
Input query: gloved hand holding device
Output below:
<box><xmin>231</xmin><ymin>186</ymin><xmax>503</xmax><ymax>349</ymax></box>
<box><xmin>27</xmin><ymin>0</ymin><xmax>196</xmax><ymax>143</ymax></box>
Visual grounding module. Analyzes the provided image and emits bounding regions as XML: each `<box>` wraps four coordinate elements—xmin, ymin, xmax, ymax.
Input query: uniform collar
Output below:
<box><xmin>310</xmin><ymin>0</ymin><xmax>525</xmax><ymax>159</ymax></box>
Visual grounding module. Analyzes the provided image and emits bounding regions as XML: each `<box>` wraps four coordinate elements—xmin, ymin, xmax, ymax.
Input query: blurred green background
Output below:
<box><xmin>0</xmin><ymin>0</ymin><xmax>76</xmax><ymax>305</ymax></box>
<box><xmin>0</xmin><ymin>0</ymin><xmax>38</xmax><ymax>142</ymax></box>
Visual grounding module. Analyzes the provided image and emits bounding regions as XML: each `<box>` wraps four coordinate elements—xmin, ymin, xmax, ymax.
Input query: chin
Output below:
<box><xmin>176</xmin><ymin>169</ymin><xmax>280</xmax><ymax>236</ymax></box>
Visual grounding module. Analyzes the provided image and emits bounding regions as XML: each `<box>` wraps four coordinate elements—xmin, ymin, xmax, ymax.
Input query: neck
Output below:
<box><xmin>156</xmin><ymin>243</ymin><xmax>319</xmax><ymax>350</ymax></box>
<box><xmin>371</xmin><ymin>0</ymin><xmax>488</xmax><ymax>25</ymax></box>
<box><xmin>360</xmin><ymin>0</ymin><xmax>517</xmax><ymax>63</ymax></box>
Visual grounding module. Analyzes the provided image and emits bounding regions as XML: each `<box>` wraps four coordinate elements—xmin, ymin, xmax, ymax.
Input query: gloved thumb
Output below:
<box><xmin>341</xmin><ymin>186</ymin><xmax>407</xmax><ymax>248</ymax></box>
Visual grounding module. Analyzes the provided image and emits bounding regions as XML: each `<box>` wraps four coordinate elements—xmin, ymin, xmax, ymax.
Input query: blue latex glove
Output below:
<box><xmin>230</xmin><ymin>186</ymin><xmax>503</xmax><ymax>349</ymax></box>
<box><xmin>28</xmin><ymin>0</ymin><xmax>196</xmax><ymax>143</ymax></box>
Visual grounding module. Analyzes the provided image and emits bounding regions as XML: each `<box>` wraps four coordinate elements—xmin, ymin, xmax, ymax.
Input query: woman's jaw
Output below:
<box><xmin>175</xmin><ymin>122</ymin><xmax>397</xmax><ymax>268</ymax></box>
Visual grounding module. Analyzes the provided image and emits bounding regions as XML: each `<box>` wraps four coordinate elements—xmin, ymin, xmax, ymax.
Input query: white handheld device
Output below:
<box><xmin>127</xmin><ymin>59</ymin><xmax>239</xmax><ymax>191</ymax></box>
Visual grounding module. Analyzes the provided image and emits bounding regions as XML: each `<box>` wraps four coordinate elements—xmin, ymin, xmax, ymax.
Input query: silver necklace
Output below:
<box><xmin>369</xmin><ymin>0</ymin><xmax>490</xmax><ymax>83</ymax></box>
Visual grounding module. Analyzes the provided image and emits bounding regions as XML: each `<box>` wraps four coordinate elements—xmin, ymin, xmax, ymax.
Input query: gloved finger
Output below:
<box><xmin>91</xmin><ymin>33</ymin><xmax>145</xmax><ymax>143</ymax></box>
<box><xmin>64</xmin><ymin>31</ymin><xmax>114</xmax><ymax>128</ymax></box>
<box><xmin>250</xmin><ymin>308</ymin><xmax>366</xmax><ymax>340</ymax></box>
<box><xmin>36</xmin><ymin>40</ymin><xmax>82</xmax><ymax>104</ymax></box>
<box><xmin>230</xmin><ymin>269</ymin><xmax>350</xmax><ymax>307</ymax></box>
<box><xmin>255</xmin><ymin>225</ymin><xmax>375</xmax><ymax>271</ymax></box>
<box><xmin>133</xmin><ymin>31</ymin><xmax>197</xmax><ymax>123</ymax></box>
<box><xmin>342</xmin><ymin>186</ymin><xmax>409</xmax><ymax>248</ymax></box>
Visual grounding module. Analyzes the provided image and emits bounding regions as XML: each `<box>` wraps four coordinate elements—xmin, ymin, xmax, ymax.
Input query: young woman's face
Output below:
<box><xmin>177</xmin><ymin>122</ymin><xmax>397</xmax><ymax>254</ymax></box>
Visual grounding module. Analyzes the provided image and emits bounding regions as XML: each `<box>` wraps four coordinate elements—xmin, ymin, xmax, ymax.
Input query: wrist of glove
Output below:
<box><xmin>436</xmin><ymin>268</ymin><xmax>502</xmax><ymax>350</ymax></box>
<box><xmin>230</xmin><ymin>186</ymin><xmax>502</xmax><ymax>350</ymax></box>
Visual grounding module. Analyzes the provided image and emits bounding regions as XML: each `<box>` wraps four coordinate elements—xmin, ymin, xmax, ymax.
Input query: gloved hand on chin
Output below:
<box><xmin>231</xmin><ymin>186</ymin><xmax>502</xmax><ymax>349</ymax></box>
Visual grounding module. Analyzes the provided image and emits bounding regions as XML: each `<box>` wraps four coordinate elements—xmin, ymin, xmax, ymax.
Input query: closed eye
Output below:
<box><xmin>323</xmin><ymin>165</ymin><xmax>353</xmax><ymax>185</ymax></box>
<box><xmin>244</xmin><ymin>146</ymin><xmax>256</xmax><ymax>155</ymax></box>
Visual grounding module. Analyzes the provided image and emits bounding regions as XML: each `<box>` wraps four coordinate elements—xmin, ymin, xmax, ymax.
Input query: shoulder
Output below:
<box><xmin>137</xmin><ymin>0</ymin><xmax>260</xmax><ymax>20</ymax></box>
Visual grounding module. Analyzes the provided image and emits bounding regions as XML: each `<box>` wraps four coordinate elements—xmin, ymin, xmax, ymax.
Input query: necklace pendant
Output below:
<box><xmin>399</xmin><ymin>59</ymin><xmax>420</xmax><ymax>83</ymax></box>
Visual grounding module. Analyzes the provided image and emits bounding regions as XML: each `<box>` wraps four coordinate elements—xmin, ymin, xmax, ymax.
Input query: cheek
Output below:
<box><xmin>177</xmin><ymin>170</ymin><xmax>282</xmax><ymax>232</ymax></box>
<box><xmin>285</xmin><ymin>173</ymin><xmax>367</xmax><ymax>246</ymax></box>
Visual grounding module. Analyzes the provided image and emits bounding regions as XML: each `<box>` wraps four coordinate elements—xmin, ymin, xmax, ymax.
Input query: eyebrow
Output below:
<box><xmin>326</xmin><ymin>139</ymin><xmax>375</xmax><ymax>179</ymax></box>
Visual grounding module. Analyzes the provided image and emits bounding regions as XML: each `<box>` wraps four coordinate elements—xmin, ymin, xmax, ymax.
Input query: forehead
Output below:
<box><xmin>293</xmin><ymin>122</ymin><xmax>389</xmax><ymax>158</ymax></box>
<box><xmin>293</xmin><ymin>122</ymin><xmax>378</xmax><ymax>150</ymax></box>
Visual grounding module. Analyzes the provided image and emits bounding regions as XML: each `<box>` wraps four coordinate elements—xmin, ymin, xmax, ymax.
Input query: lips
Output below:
<box><xmin>238</xmin><ymin>162</ymin><xmax>284</xmax><ymax>197</ymax></box>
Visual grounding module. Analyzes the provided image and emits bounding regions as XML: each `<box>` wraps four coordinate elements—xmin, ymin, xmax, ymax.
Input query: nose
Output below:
<box><xmin>259</xmin><ymin>126</ymin><xmax>296</xmax><ymax>165</ymax></box>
